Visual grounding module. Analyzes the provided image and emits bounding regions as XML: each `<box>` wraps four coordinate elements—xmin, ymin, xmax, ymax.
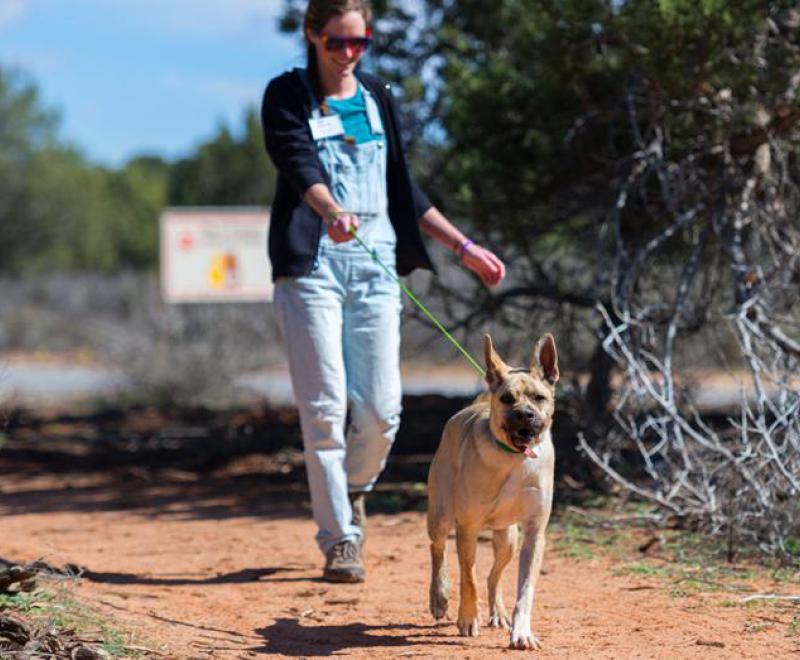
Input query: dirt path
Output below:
<box><xmin>1</xmin><ymin>470</ymin><xmax>798</xmax><ymax>659</ymax></box>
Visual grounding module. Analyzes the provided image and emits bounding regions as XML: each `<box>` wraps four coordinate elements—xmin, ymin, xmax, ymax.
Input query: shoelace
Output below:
<box><xmin>332</xmin><ymin>541</ymin><xmax>359</xmax><ymax>561</ymax></box>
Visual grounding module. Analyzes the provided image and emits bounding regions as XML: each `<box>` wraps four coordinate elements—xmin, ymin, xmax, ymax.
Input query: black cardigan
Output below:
<box><xmin>261</xmin><ymin>68</ymin><xmax>435</xmax><ymax>280</ymax></box>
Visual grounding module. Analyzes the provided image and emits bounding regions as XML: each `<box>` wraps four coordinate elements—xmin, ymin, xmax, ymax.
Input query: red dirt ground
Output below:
<box><xmin>2</xmin><ymin>469</ymin><xmax>799</xmax><ymax>659</ymax></box>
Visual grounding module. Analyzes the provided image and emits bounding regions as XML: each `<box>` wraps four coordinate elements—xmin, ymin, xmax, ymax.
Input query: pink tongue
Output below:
<box><xmin>524</xmin><ymin>447</ymin><xmax>537</xmax><ymax>458</ymax></box>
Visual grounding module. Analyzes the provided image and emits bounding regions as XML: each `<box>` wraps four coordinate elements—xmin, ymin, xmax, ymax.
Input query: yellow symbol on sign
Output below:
<box><xmin>209</xmin><ymin>252</ymin><xmax>238</xmax><ymax>289</ymax></box>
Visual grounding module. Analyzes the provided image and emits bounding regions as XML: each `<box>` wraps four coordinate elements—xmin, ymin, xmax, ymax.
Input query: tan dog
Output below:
<box><xmin>427</xmin><ymin>333</ymin><xmax>558</xmax><ymax>650</ymax></box>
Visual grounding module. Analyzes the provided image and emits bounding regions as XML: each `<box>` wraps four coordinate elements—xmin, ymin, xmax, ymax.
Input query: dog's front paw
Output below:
<box><xmin>488</xmin><ymin>612</ymin><xmax>511</xmax><ymax>629</ymax></box>
<box><xmin>457</xmin><ymin>616</ymin><xmax>480</xmax><ymax>637</ymax></box>
<box><xmin>429</xmin><ymin>587</ymin><xmax>449</xmax><ymax>620</ymax></box>
<box><xmin>509</xmin><ymin>629</ymin><xmax>541</xmax><ymax>650</ymax></box>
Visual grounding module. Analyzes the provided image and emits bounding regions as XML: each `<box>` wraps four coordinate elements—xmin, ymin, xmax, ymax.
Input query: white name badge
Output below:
<box><xmin>309</xmin><ymin>114</ymin><xmax>345</xmax><ymax>140</ymax></box>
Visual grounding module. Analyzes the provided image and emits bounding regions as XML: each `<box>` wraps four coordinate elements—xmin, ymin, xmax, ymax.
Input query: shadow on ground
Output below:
<box><xmin>0</xmin><ymin>473</ymin><xmax>313</xmax><ymax>519</ymax></box>
<box><xmin>253</xmin><ymin>619</ymin><xmax>462</xmax><ymax>656</ymax></box>
<box><xmin>79</xmin><ymin>566</ymin><xmax>303</xmax><ymax>586</ymax></box>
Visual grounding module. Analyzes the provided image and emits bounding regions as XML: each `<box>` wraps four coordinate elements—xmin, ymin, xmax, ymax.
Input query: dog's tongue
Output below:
<box><xmin>524</xmin><ymin>446</ymin><xmax>537</xmax><ymax>459</ymax></box>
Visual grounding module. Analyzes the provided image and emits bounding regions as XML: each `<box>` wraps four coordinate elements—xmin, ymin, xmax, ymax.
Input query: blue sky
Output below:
<box><xmin>0</xmin><ymin>0</ymin><xmax>303</xmax><ymax>166</ymax></box>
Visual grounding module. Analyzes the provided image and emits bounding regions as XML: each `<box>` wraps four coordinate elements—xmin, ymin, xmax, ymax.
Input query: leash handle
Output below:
<box><xmin>345</xmin><ymin>225</ymin><xmax>486</xmax><ymax>378</ymax></box>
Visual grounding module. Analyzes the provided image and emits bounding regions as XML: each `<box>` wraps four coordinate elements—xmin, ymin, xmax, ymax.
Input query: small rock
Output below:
<box><xmin>72</xmin><ymin>644</ymin><xmax>111</xmax><ymax>659</ymax></box>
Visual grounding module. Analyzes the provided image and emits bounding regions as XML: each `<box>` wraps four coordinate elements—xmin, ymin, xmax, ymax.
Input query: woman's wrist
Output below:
<box><xmin>324</xmin><ymin>208</ymin><xmax>346</xmax><ymax>226</ymax></box>
<box><xmin>455</xmin><ymin>237</ymin><xmax>474</xmax><ymax>260</ymax></box>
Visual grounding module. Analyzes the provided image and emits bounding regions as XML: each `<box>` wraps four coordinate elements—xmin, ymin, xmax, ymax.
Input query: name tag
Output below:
<box><xmin>309</xmin><ymin>114</ymin><xmax>345</xmax><ymax>140</ymax></box>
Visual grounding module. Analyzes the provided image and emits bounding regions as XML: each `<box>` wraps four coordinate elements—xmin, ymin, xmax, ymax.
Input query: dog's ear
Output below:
<box><xmin>530</xmin><ymin>333</ymin><xmax>559</xmax><ymax>385</ymax></box>
<box><xmin>483</xmin><ymin>334</ymin><xmax>508</xmax><ymax>390</ymax></box>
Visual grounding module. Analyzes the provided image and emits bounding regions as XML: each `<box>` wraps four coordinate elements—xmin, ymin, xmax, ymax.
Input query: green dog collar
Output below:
<box><xmin>494</xmin><ymin>437</ymin><xmax>523</xmax><ymax>454</ymax></box>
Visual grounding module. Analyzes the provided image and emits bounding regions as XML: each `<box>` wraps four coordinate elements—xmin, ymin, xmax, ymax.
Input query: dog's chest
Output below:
<box><xmin>482</xmin><ymin>462</ymin><xmax>547</xmax><ymax>529</ymax></box>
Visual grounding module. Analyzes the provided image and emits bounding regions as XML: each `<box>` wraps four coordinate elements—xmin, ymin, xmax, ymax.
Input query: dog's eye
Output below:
<box><xmin>534</xmin><ymin>394</ymin><xmax>548</xmax><ymax>403</ymax></box>
<box><xmin>499</xmin><ymin>393</ymin><xmax>514</xmax><ymax>405</ymax></box>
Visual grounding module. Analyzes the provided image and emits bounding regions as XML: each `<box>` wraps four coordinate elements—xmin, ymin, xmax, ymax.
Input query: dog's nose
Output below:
<box><xmin>514</xmin><ymin>409</ymin><xmax>536</xmax><ymax>423</ymax></box>
<box><xmin>515</xmin><ymin>409</ymin><xmax>544</xmax><ymax>433</ymax></box>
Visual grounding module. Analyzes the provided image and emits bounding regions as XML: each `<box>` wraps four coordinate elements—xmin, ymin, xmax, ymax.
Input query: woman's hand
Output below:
<box><xmin>326</xmin><ymin>211</ymin><xmax>359</xmax><ymax>243</ymax></box>
<box><xmin>416</xmin><ymin>207</ymin><xmax>506</xmax><ymax>286</ymax></box>
<box><xmin>461</xmin><ymin>242</ymin><xmax>506</xmax><ymax>288</ymax></box>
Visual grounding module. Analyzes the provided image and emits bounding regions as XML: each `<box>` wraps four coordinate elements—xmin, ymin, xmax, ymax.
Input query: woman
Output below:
<box><xmin>261</xmin><ymin>0</ymin><xmax>505</xmax><ymax>583</ymax></box>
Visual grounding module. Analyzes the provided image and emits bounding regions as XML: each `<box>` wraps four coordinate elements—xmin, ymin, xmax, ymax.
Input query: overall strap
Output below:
<box><xmin>360</xmin><ymin>83</ymin><xmax>385</xmax><ymax>136</ymax></box>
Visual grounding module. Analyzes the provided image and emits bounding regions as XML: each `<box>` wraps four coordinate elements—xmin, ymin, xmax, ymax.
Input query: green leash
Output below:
<box><xmin>346</xmin><ymin>226</ymin><xmax>486</xmax><ymax>378</ymax></box>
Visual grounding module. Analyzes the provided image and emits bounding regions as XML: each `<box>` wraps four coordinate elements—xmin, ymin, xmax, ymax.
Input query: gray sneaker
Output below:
<box><xmin>323</xmin><ymin>540</ymin><xmax>364</xmax><ymax>583</ymax></box>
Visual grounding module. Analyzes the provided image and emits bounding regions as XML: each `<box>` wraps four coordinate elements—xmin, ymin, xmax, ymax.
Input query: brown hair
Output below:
<box><xmin>304</xmin><ymin>0</ymin><xmax>373</xmax><ymax>103</ymax></box>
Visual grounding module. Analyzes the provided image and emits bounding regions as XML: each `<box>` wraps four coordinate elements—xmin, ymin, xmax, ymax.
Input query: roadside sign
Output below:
<box><xmin>160</xmin><ymin>207</ymin><xmax>272</xmax><ymax>303</ymax></box>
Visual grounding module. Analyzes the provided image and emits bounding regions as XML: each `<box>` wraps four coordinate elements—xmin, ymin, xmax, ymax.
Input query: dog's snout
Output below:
<box><xmin>513</xmin><ymin>408</ymin><xmax>545</xmax><ymax>434</ymax></box>
<box><xmin>513</xmin><ymin>408</ymin><xmax>536</xmax><ymax>423</ymax></box>
<box><xmin>514</xmin><ymin>410</ymin><xmax>534</xmax><ymax>424</ymax></box>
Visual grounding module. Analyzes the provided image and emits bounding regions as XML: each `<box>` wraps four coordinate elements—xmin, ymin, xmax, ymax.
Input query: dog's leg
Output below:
<box><xmin>509</xmin><ymin>519</ymin><xmax>546</xmax><ymax>650</ymax></box>
<box><xmin>427</xmin><ymin>510</ymin><xmax>451</xmax><ymax>620</ymax></box>
<box><xmin>455</xmin><ymin>523</ymin><xmax>481</xmax><ymax>637</ymax></box>
<box><xmin>487</xmin><ymin>525</ymin><xmax>516</xmax><ymax>629</ymax></box>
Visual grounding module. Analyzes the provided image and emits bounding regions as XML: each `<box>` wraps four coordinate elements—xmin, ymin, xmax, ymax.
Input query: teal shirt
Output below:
<box><xmin>326</xmin><ymin>86</ymin><xmax>383</xmax><ymax>144</ymax></box>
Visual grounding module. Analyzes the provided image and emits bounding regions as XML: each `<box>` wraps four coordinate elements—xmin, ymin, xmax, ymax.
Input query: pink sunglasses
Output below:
<box><xmin>316</xmin><ymin>27</ymin><xmax>373</xmax><ymax>53</ymax></box>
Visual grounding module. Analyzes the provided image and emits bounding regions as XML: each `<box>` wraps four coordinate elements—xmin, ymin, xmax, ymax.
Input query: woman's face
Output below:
<box><xmin>307</xmin><ymin>11</ymin><xmax>369</xmax><ymax>84</ymax></box>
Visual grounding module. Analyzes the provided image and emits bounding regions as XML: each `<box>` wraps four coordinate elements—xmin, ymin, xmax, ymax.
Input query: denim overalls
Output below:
<box><xmin>273</xmin><ymin>70</ymin><xmax>403</xmax><ymax>554</ymax></box>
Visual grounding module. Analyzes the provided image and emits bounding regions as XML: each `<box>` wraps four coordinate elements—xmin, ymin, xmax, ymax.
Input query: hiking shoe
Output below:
<box><xmin>350</xmin><ymin>491</ymin><xmax>367</xmax><ymax>537</ymax></box>
<box><xmin>323</xmin><ymin>540</ymin><xmax>364</xmax><ymax>583</ymax></box>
